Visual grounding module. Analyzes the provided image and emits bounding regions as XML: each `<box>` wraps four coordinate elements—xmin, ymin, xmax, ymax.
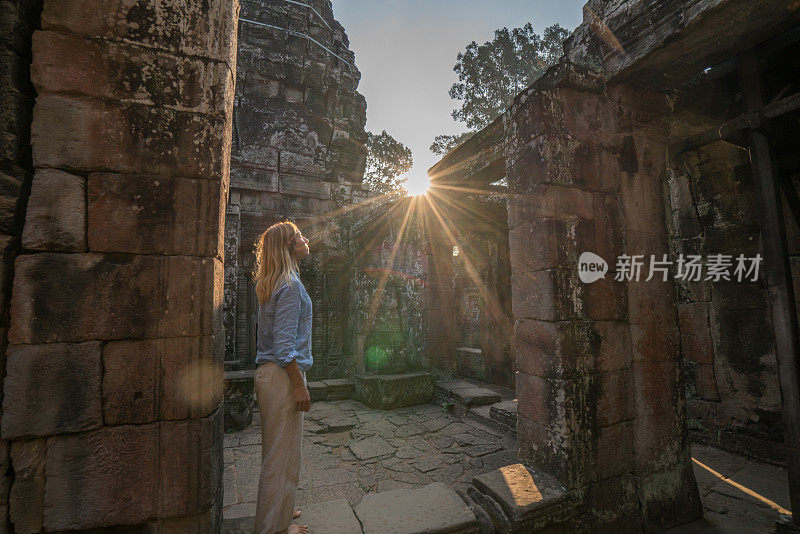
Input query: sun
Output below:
<box><xmin>404</xmin><ymin>172</ymin><xmax>430</xmax><ymax>196</ymax></box>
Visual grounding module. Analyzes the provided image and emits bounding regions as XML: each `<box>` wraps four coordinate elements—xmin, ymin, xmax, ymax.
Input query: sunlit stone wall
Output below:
<box><xmin>350</xmin><ymin>198</ymin><xmax>429</xmax><ymax>375</ymax></box>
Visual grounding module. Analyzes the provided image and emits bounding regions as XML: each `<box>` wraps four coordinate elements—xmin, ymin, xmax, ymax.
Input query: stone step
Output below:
<box><xmin>468</xmin><ymin>463</ymin><xmax>579</xmax><ymax>532</ymax></box>
<box><xmin>307</xmin><ymin>380</ymin><xmax>328</xmax><ymax>401</ymax></box>
<box><xmin>464</xmin><ymin>405</ymin><xmax>510</xmax><ymax>436</ymax></box>
<box><xmin>489</xmin><ymin>399</ymin><xmax>517</xmax><ymax>428</ymax></box>
<box><xmin>434</xmin><ymin>380</ymin><xmax>502</xmax><ymax>414</ymax></box>
<box><xmin>223</xmin><ymin>499</ymin><xmax>361</xmax><ymax>534</ymax></box>
<box><xmin>323</xmin><ymin>378</ymin><xmax>356</xmax><ymax>401</ymax></box>
<box><xmin>354</xmin><ymin>482</ymin><xmax>480</xmax><ymax>534</ymax></box>
<box><xmin>354</xmin><ymin>371</ymin><xmax>433</xmax><ymax>409</ymax></box>
<box><xmin>292</xmin><ymin>498</ymin><xmax>362</xmax><ymax>534</ymax></box>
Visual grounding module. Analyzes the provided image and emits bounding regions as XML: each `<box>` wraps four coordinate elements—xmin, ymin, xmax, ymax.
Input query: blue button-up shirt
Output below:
<box><xmin>255</xmin><ymin>274</ymin><xmax>313</xmax><ymax>371</ymax></box>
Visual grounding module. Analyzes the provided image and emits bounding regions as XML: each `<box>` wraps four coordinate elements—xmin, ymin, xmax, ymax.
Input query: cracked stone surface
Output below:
<box><xmin>223</xmin><ymin>403</ymin><xmax>788</xmax><ymax>534</ymax></box>
<box><xmin>223</xmin><ymin>399</ymin><xmax>518</xmax><ymax>519</ymax></box>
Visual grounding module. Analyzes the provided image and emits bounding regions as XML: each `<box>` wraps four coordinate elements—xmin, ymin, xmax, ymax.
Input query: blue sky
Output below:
<box><xmin>332</xmin><ymin>0</ymin><xmax>586</xmax><ymax>192</ymax></box>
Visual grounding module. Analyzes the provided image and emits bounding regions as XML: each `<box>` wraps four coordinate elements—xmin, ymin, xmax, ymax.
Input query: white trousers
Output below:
<box><xmin>254</xmin><ymin>362</ymin><xmax>304</xmax><ymax>534</ymax></box>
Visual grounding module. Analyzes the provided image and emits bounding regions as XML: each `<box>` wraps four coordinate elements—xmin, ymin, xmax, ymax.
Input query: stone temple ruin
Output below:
<box><xmin>0</xmin><ymin>0</ymin><xmax>799</xmax><ymax>532</ymax></box>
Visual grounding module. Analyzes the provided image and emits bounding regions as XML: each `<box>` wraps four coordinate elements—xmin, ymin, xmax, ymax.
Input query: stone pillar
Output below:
<box><xmin>506</xmin><ymin>65</ymin><xmax>701</xmax><ymax>530</ymax></box>
<box><xmin>611</xmin><ymin>84</ymin><xmax>703</xmax><ymax>529</ymax></box>
<box><xmin>2</xmin><ymin>0</ymin><xmax>239</xmax><ymax>531</ymax></box>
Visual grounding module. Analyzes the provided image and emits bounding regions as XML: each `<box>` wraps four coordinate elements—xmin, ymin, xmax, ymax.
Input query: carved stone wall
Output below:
<box><xmin>451</xmin><ymin>198</ymin><xmax>513</xmax><ymax>387</ymax></box>
<box><xmin>224</xmin><ymin>0</ymin><xmax>368</xmax><ymax>380</ymax></box>
<box><xmin>351</xmin><ymin>198</ymin><xmax>429</xmax><ymax>375</ymax></box>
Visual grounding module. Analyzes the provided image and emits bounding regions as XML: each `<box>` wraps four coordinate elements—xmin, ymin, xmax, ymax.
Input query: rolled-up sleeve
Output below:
<box><xmin>273</xmin><ymin>281</ymin><xmax>302</xmax><ymax>367</ymax></box>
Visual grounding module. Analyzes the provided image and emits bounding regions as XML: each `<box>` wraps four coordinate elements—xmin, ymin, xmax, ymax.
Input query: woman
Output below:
<box><xmin>252</xmin><ymin>221</ymin><xmax>312</xmax><ymax>534</ymax></box>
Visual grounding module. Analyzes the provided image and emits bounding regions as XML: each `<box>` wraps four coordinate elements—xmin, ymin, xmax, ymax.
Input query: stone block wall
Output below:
<box><xmin>0</xmin><ymin>0</ymin><xmax>239</xmax><ymax>530</ymax></box>
<box><xmin>506</xmin><ymin>63</ymin><xmax>701</xmax><ymax>530</ymax></box>
<box><xmin>668</xmin><ymin>141</ymin><xmax>793</xmax><ymax>465</ymax></box>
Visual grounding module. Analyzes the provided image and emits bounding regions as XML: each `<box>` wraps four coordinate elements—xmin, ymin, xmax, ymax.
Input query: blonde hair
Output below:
<box><xmin>253</xmin><ymin>221</ymin><xmax>301</xmax><ymax>303</ymax></box>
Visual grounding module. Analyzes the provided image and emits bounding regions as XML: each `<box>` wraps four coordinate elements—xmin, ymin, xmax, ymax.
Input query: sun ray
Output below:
<box><xmin>691</xmin><ymin>458</ymin><xmax>791</xmax><ymax>516</ymax></box>
<box><xmin>429</xmin><ymin>182</ymin><xmax>510</xmax><ymax>197</ymax></box>
<box><xmin>349</xmin><ymin>197</ymin><xmax>413</xmax><ymax>268</ymax></box>
<box><xmin>282</xmin><ymin>189</ymin><xmax>404</xmax><ymax>247</ymax></box>
<box><xmin>361</xmin><ymin>198</ymin><xmax>416</xmax><ymax>340</ymax></box>
<box><xmin>426</xmin><ymin>186</ymin><xmax>506</xmax><ymax>229</ymax></box>
<box><xmin>422</xmin><ymin>195</ymin><xmax>511</xmax><ymax>330</ymax></box>
<box><xmin>302</xmin><ymin>189</ymin><xmax>401</xmax><ymax>227</ymax></box>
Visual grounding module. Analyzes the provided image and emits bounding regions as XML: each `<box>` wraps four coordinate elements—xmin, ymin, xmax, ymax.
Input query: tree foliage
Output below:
<box><xmin>363</xmin><ymin>130</ymin><xmax>413</xmax><ymax>192</ymax></box>
<box><xmin>429</xmin><ymin>132</ymin><xmax>475</xmax><ymax>157</ymax></box>
<box><xmin>448</xmin><ymin>23</ymin><xmax>569</xmax><ymax>132</ymax></box>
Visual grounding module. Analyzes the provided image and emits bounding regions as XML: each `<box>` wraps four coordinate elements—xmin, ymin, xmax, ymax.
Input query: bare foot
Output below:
<box><xmin>288</xmin><ymin>524</ymin><xmax>308</xmax><ymax>534</ymax></box>
<box><xmin>293</xmin><ymin>510</ymin><xmax>301</xmax><ymax>519</ymax></box>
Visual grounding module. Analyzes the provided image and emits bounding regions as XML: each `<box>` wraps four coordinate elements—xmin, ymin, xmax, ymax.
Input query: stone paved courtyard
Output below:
<box><xmin>223</xmin><ymin>399</ymin><xmax>518</xmax><ymax>521</ymax></box>
<box><xmin>224</xmin><ymin>399</ymin><xmax>792</xmax><ymax>533</ymax></box>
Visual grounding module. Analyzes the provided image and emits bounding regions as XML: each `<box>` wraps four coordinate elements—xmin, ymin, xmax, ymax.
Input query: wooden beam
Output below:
<box><xmin>670</xmin><ymin>91</ymin><xmax>800</xmax><ymax>155</ymax></box>
<box><xmin>738</xmin><ymin>49</ymin><xmax>800</xmax><ymax>527</ymax></box>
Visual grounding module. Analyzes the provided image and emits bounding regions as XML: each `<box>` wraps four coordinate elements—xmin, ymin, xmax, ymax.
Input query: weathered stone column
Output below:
<box><xmin>506</xmin><ymin>64</ymin><xmax>701</xmax><ymax>530</ymax></box>
<box><xmin>2</xmin><ymin>0</ymin><xmax>238</xmax><ymax>531</ymax></box>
